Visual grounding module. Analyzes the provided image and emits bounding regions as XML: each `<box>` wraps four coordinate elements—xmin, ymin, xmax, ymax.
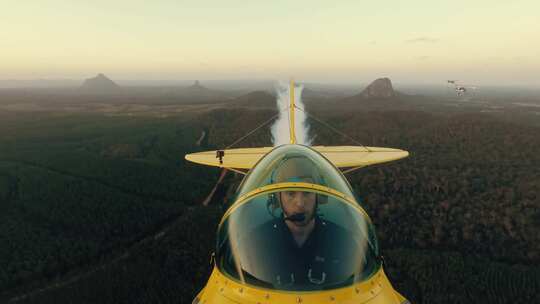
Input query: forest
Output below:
<box><xmin>0</xmin><ymin>94</ymin><xmax>539</xmax><ymax>303</ymax></box>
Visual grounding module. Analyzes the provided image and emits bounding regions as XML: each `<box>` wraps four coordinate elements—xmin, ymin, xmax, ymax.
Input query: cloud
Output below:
<box><xmin>405</xmin><ymin>37</ymin><xmax>439</xmax><ymax>44</ymax></box>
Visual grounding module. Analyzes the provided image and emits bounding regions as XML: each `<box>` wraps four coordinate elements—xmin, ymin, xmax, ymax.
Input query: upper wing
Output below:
<box><xmin>185</xmin><ymin>147</ymin><xmax>273</xmax><ymax>170</ymax></box>
<box><xmin>315</xmin><ymin>146</ymin><xmax>409</xmax><ymax>168</ymax></box>
<box><xmin>184</xmin><ymin>146</ymin><xmax>408</xmax><ymax>170</ymax></box>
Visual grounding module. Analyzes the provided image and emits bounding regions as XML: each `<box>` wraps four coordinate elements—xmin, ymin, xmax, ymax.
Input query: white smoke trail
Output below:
<box><xmin>271</xmin><ymin>81</ymin><xmax>312</xmax><ymax>146</ymax></box>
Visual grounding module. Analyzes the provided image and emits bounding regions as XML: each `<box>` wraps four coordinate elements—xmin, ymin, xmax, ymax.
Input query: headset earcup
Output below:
<box><xmin>270</xmin><ymin>193</ymin><xmax>276</xmax><ymax>206</ymax></box>
<box><xmin>267</xmin><ymin>192</ymin><xmax>281</xmax><ymax>218</ymax></box>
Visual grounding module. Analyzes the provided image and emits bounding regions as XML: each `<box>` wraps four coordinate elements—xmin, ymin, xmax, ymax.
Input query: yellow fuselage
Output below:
<box><xmin>195</xmin><ymin>266</ymin><xmax>407</xmax><ymax>304</ymax></box>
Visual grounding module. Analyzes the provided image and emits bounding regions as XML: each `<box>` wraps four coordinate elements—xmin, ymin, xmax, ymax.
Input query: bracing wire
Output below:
<box><xmin>294</xmin><ymin>105</ymin><xmax>372</xmax><ymax>152</ymax></box>
<box><xmin>224</xmin><ymin>106</ymin><xmax>287</xmax><ymax>149</ymax></box>
<box><xmin>223</xmin><ymin>103</ymin><xmax>373</xmax><ymax>152</ymax></box>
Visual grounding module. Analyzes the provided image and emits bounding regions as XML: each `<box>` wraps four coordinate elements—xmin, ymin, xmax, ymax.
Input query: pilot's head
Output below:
<box><xmin>279</xmin><ymin>190</ymin><xmax>316</xmax><ymax>227</ymax></box>
<box><xmin>270</xmin><ymin>157</ymin><xmax>324</xmax><ymax>226</ymax></box>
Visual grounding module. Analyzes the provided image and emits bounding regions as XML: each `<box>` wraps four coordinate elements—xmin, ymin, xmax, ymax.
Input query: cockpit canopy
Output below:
<box><xmin>217</xmin><ymin>145</ymin><xmax>381</xmax><ymax>291</ymax></box>
<box><xmin>217</xmin><ymin>190</ymin><xmax>380</xmax><ymax>291</ymax></box>
<box><xmin>237</xmin><ymin>145</ymin><xmax>356</xmax><ymax>199</ymax></box>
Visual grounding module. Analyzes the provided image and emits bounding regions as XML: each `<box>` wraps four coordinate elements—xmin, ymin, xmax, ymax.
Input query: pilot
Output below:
<box><xmin>279</xmin><ymin>189</ymin><xmax>317</xmax><ymax>247</ymax></box>
<box><xmin>253</xmin><ymin>156</ymin><xmax>360</xmax><ymax>288</ymax></box>
<box><xmin>271</xmin><ymin>156</ymin><xmax>323</xmax><ymax>247</ymax></box>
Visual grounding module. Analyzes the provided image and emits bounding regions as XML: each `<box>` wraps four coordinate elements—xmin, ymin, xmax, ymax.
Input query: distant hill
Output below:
<box><xmin>339</xmin><ymin>78</ymin><xmax>413</xmax><ymax>108</ymax></box>
<box><xmin>184</xmin><ymin>80</ymin><xmax>209</xmax><ymax>94</ymax></box>
<box><xmin>80</xmin><ymin>73</ymin><xmax>121</xmax><ymax>94</ymax></box>
<box><xmin>229</xmin><ymin>87</ymin><xmax>342</xmax><ymax>109</ymax></box>
<box><xmin>359</xmin><ymin>77</ymin><xmax>396</xmax><ymax>99</ymax></box>
<box><xmin>164</xmin><ymin>80</ymin><xmax>237</xmax><ymax>102</ymax></box>
<box><xmin>230</xmin><ymin>90</ymin><xmax>276</xmax><ymax>108</ymax></box>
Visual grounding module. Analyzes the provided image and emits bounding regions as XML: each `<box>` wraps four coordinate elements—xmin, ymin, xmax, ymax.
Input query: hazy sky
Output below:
<box><xmin>2</xmin><ymin>0</ymin><xmax>539</xmax><ymax>85</ymax></box>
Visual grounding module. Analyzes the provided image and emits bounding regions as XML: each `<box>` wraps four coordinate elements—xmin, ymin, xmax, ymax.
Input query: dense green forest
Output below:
<box><xmin>0</xmin><ymin>112</ymin><xmax>217</xmax><ymax>297</ymax></box>
<box><xmin>0</xmin><ymin>103</ymin><xmax>539</xmax><ymax>303</ymax></box>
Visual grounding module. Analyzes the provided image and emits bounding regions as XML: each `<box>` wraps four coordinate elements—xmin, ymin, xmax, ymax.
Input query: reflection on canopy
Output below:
<box><xmin>217</xmin><ymin>190</ymin><xmax>380</xmax><ymax>291</ymax></box>
<box><xmin>237</xmin><ymin>145</ymin><xmax>355</xmax><ymax>199</ymax></box>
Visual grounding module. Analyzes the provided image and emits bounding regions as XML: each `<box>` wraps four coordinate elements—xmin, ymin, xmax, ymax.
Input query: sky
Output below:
<box><xmin>1</xmin><ymin>0</ymin><xmax>539</xmax><ymax>85</ymax></box>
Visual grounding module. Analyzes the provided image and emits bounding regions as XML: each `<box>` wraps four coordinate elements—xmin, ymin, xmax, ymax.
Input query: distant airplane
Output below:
<box><xmin>186</xmin><ymin>80</ymin><xmax>410</xmax><ymax>304</ymax></box>
<box><xmin>456</xmin><ymin>85</ymin><xmax>467</xmax><ymax>96</ymax></box>
<box><xmin>447</xmin><ymin>80</ymin><xmax>477</xmax><ymax>97</ymax></box>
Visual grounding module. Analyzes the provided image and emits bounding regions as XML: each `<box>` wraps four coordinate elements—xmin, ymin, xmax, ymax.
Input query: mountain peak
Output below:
<box><xmin>80</xmin><ymin>73</ymin><xmax>120</xmax><ymax>93</ymax></box>
<box><xmin>189</xmin><ymin>80</ymin><xmax>206</xmax><ymax>89</ymax></box>
<box><xmin>360</xmin><ymin>77</ymin><xmax>395</xmax><ymax>98</ymax></box>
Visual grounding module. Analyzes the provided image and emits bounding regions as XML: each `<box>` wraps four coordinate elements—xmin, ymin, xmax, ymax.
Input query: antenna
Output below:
<box><xmin>289</xmin><ymin>79</ymin><xmax>296</xmax><ymax>144</ymax></box>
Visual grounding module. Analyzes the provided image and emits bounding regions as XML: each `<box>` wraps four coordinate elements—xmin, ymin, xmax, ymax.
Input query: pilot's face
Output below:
<box><xmin>280</xmin><ymin>191</ymin><xmax>316</xmax><ymax>226</ymax></box>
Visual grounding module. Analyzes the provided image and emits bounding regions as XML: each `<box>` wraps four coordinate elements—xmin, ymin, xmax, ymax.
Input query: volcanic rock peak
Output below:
<box><xmin>81</xmin><ymin>73</ymin><xmax>120</xmax><ymax>92</ymax></box>
<box><xmin>361</xmin><ymin>77</ymin><xmax>395</xmax><ymax>98</ymax></box>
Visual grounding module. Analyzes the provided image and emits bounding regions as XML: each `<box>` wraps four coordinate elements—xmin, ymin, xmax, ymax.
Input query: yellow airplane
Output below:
<box><xmin>186</xmin><ymin>80</ymin><xmax>410</xmax><ymax>304</ymax></box>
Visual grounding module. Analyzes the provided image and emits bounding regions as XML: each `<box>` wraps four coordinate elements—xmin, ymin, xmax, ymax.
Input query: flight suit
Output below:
<box><xmin>248</xmin><ymin>217</ymin><xmax>362</xmax><ymax>290</ymax></box>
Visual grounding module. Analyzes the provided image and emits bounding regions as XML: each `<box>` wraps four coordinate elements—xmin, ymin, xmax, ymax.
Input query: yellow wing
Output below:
<box><xmin>185</xmin><ymin>147</ymin><xmax>273</xmax><ymax>170</ymax></box>
<box><xmin>185</xmin><ymin>146</ymin><xmax>408</xmax><ymax>170</ymax></box>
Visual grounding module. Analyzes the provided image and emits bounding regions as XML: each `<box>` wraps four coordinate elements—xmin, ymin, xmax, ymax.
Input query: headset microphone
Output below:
<box><xmin>284</xmin><ymin>213</ymin><xmax>306</xmax><ymax>222</ymax></box>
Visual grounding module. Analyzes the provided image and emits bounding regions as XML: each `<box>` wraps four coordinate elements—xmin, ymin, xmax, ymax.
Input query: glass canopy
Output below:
<box><xmin>217</xmin><ymin>189</ymin><xmax>380</xmax><ymax>291</ymax></box>
<box><xmin>236</xmin><ymin>144</ymin><xmax>355</xmax><ymax>199</ymax></box>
